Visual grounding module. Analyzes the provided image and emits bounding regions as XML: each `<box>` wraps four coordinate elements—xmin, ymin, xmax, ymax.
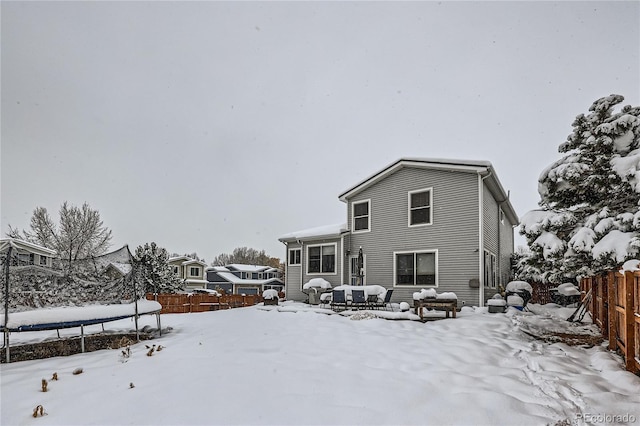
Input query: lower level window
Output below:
<box><xmin>308</xmin><ymin>244</ymin><xmax>336</xmax><ymax>274</ymax></box>
<box><xmin>484</xmin><ymin>250</ymin><xmax>497</xmax><ymax>288</ymax></box>
<box><xmin>395</xmin><ymin>251</ymin><xmax>436</xmax><ymax>285</ymax></box>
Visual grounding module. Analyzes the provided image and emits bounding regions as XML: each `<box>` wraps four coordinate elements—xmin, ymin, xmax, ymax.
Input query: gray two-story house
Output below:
<box><xmin>278</xmin><ymin>158</ymin><xmax>519</xmax><ymax>307</ymax></box>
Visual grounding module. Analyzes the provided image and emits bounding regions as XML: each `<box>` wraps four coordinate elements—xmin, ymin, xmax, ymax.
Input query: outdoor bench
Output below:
<box><xmin>414</xmin><ymin>299</ymin><xmax>458</xmax><ymax>320</ymax></box>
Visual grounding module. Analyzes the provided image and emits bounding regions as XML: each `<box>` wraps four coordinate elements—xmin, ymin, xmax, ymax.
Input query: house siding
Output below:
<box><xmin>284</xmin><ymin>237</ymin><xmax>344</xmax><ymax>301</ymax></box>
<box><xmin>347</xmin><ymin>167</ymin><xmax>480</xmax><ymax>306</ymax></box>
<box><xmin>483</xmin><ymin>185</ymin><xmax>517</xmax><ymax>300</ymax></box>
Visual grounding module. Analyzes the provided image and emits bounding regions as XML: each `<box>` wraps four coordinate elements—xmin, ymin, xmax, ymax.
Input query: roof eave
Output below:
<box><xmin>338</xmin><ymin>158</ymin><xmax>490</xmax><ymax>202</ymax></box>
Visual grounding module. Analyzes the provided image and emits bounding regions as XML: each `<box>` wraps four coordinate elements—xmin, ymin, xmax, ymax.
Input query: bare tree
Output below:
<box><xmin>211</xmin><ymin>246</ymin><xmax>281</xmax><ymax>269</ymax></box>
<box><xmin>7</xmin><ymin>202</ymin><xmax>112</xmax><ymax>272</ymax></box>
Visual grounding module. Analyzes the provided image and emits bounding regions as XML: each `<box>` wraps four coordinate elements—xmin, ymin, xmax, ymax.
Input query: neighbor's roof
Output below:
<box><xmin>0</xmin><ymin>238</ymin><xmax>57</xmax><ymax>256</ymax></box>
<box><xmin>338</xmin><ymin>157</ymin><xmax>518</xmax><ymax>225</ymax></box>
<box><xmin>227</xmin><ymin>264</ymin><xmax>270</xmax><ymax>273</ymax></box>
<box><xmin>168</xmin><ymin>256</ymin><xmax>207</xmax><ymax>267</ymax></box>
<box><xmin>212</xmin><ymin>271</ymin><xmax>283</xmax><ymax>285</ymax></box>
<box><xmin>278</xmin><ymin>223</ymin><xmax>348</xmax><ymax>242</ymax></box>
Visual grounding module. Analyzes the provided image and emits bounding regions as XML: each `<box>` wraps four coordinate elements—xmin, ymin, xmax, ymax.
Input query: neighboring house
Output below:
<box><xmin>0</xmin><ymin>238</ymin><xmax>57</xmax><ymax>268</ymax></box>
<box><xmin>278</xmin><ymin>157</ymin><xmax>519</xmax><ymax>307</ymax></box>
<box><xmin>205</xmin><ymin>264</ymin><xmax>284</xmax><ymax>295</ymax></box>
<box><xmin>168</xmin><ymin>256</ymin><xmax>208</xmax><ymax>290</ymax></box>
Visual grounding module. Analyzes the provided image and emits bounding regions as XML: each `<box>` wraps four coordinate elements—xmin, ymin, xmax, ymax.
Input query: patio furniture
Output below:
<box><xmin>319</xmin><ymin>292</ymin><xmax>332</xmax><ymax>309</ymax></box>
<box><xmin>371</xmin><ymin>289</ymin><xmax>393</xmax><ymax>310</ymax></box>
<box><xmin>330</xmin><ymin>290</ymin><xmax>348</xmax><ymax>312</ymax></box>
<box><xmin>366</xmin><ymin>294</ymin><xmax>379</xmax><ymax>309</ymax></box>
<box><xmin>351</xmin><ymin>289</ymin><xmax>367</xmax><ymax>310</ymax></box>
<box><xmin>414</xmin><ymin>297</ymin><xmax>457</xmax><ymax>320</ymax></box>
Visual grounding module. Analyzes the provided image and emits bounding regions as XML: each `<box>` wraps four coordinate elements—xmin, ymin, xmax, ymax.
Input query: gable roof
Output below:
<box><xmin>168</xmin><ymin>256</ymin><xmax>206</xmax><ymax>267</ymax></box>
<box><xmin>0</xmin><ymin>238</ymin><xmax>57</xmax><ymax>256</ymax></box>
<box><xmin>338</xmin><ymin>157</ymin><xmax>518</xmax><ymax>225</ymax></box>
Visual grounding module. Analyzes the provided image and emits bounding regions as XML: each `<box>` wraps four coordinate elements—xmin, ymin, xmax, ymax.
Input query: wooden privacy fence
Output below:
<box><xmin>580</xmin><ymin>270</ymin><xmax>640</xmax><ymax>374</ymax></box>
<box><xmin>146</xmin><ymin>293</ymin><xmax>264</xmax><ymax>314</ymax></box>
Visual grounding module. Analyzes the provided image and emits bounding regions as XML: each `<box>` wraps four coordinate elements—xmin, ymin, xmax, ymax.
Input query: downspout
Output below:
<box><xmin>282</xmin><ymin>241</ymin><xmax>288</xmax><ymax>296</ymax></box>
<box><xmin>341</xmin><ymin>234</ymin><xmax>345</xmax><ymax>285</ymax></box>
<box><xmin>297</xmin><ymin>240</ymin><xmax>304</xmax><ymax>292</ymax></box>
<box><xmin>497</xmin><ymin>203</ymin><xmax>501</xmax><ymax>290</ymax></box>
<box><xmin>478</xmin><ymin>170</ymin><xmax>492</xmax><ymax>307</ymax></box>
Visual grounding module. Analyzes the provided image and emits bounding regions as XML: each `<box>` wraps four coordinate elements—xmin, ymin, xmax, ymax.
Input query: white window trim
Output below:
<box><xmin>351</xmin><ymin>199</ymin><xmax>371</xmax><ymax>234</ymax></box>
<box><xmin>288</xmin><ymin>248</ymin><xmax>301</xmax><ymax>266</ymax></box>
<box><xmin>189</xmin><ymin>267</ymin><xmax>201</xmax><ymax>278</ymax></box>
<box><xmin>407</xmin><ymin>187</ymin><xmax>433</xmax><ymax>228</ymax></box>
<box><xmin>306</xmin><ymin>242</ymin><xmax>338</xmax><ymax>276</ymax></box>
<box><xmin>392</xmin><ymin>249</ymin><xmax>438</xmax><ymax>287</ymax></box>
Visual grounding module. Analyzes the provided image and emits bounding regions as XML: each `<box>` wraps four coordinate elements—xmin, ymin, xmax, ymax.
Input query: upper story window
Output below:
<box><xmin>394</xmin><ymin>250</ymin><xmax>437</xmax><ymax>286</ymax></box>
<box><xmin>39</xmin><ymin>255</ymin><xmax>48</xmax><ymax>266</ymax></box>
<box><xmin>499</xmin><ymin>208</ymin><xmax>505</xmax><ymax>225</ymax></box>
<box><xmin>308</xmin><ymin>244</ymin><xmax>336</xmax><ymax>274</ymax></box>
<box><xmin>189</xmin><ymin>267</ymin><xmax>201</xmax><ymax>277</ymax></box>
<box><xmin>289</xmin><ymin>248</ymin><xmax>301</xmax><ymax>266</ymax></box>
<box><xmin>352</xmin><ymin>200</ymin><xmax>370</xmax><ymax>232</ymax></box>
<box><xmin>408</xmin><ymin>188</ymin><xmax>432</xmax><ymax>227</ymax></box>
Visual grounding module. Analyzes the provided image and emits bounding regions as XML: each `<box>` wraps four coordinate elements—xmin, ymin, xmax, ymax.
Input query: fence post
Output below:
<box><xmin>624</xmin><ymin>271</ymin><xmax>637</xmax><ymax>373</ymax></box>
<box><xmin>608</xmin><ymin>272</ymin><xmax>617</xmax><ymax>351</ymax></box>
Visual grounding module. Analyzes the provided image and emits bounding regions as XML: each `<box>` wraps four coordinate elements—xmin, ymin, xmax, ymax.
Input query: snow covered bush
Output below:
<box><xmin>517</xmin><ymin>94</ymin><xmax>640</xmax><ymax>283</ymax></box>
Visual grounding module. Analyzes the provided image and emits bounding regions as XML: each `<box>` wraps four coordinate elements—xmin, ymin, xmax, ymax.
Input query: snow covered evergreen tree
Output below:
<box><xmin>517</xmin><ymin>95</ymin><xmax>640</xmax><ymax>283</ymax></box>
<box><xmin>133</xmin><ymin>242</ymin><xmax>184</xmax><ymax>295</ymax></box>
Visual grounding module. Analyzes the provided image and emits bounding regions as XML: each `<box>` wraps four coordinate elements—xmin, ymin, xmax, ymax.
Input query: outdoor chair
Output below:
<box><xmin>366</xmin><ymin>294</ymin><xmax>379</xmax><ymax>309</ymax></box>
<box><xmin>330</xmin><ymin>290</ymin><xmax>348</xmax><ymax>312</ymax></box>
<box><xmin>376</xmin><ymin>289</ymin><xmax>393</xmax><ymax>311</ymax></box>
<box><xmin>319</xmin><ymin>292</ymin><xmax>332</xmax><ymax>309</ymax></box>
<box><xmin>351</xmin><ymin>289</ymin><xmax>367</xmax><ymax>310</ymax></box>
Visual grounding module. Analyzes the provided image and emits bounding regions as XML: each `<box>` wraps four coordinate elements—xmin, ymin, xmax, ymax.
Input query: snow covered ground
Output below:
<box><xmin>1</xmin><ymin>302</ymin><xmax>639</xmax><ymax>425</ymax></box>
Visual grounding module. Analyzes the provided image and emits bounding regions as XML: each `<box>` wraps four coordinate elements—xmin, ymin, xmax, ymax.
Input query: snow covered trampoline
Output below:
<box><xmin>1</xmin><ymin>299</ymin><xmax>162</xmax><ymax>362</ymax></box>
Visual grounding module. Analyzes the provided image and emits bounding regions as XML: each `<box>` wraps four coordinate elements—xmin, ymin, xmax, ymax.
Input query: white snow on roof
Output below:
<box><xmin>215</xmin><ymin>271</ymin><xmax>281</xmax><ymax>285</ymax></box>
<box><xmin>0</xmin><ymin>238</ymin><xmax>57</xmax><ymax>256</ymax></box>
<box><xmin>399</xmin><ymin>157</ymin><xmax>492</xmax><ymax>168</ymax></box>
<box><xmin>107</xmin><ymin>262</ymin><xmax>132</xmax><ymax>275</ymax></box>
<box><xmin>279</xmin><ymin>223</ymin><xmax>347</xmax><ymax>241</ymax></box>
<box><xmin>227</xmin><ymin>264</ymin><xmax>269</xmax><ymax>272</ymax></box>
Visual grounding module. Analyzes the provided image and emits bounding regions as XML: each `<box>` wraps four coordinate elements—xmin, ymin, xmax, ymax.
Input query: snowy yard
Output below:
<box><xmin>1</xmin><ymin>302</ymin><xmax>639</xmax><ymax>426</ymax></box>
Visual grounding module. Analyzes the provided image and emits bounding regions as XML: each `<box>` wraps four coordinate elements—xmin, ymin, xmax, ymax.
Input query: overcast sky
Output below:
<box><xmin>2</xmin><ymin>1</ymin><xmax>639</xmax><ymax>263</ymax></box>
